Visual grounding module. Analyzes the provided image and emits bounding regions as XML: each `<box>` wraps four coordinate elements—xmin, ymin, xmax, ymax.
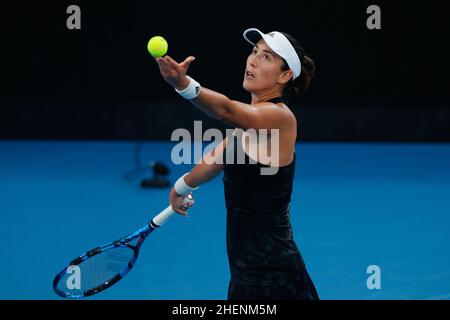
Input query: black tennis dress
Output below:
<box><xmin>223</xmin><ymin>97</ymin><xmax>319</xmax><ymax>300</ymax></box>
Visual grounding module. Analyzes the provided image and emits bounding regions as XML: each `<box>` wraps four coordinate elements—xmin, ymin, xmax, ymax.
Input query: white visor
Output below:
<box><xmin>243</xmin><ymin>28</ymin><xmax>302</xmax><ymax>80</ymax></box>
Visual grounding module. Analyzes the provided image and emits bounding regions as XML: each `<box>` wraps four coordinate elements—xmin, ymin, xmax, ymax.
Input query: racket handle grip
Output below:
<box><xmin>150</xmin><ymin>193</ymin><xmax>194</xmax><ymax>227</ymax></box>
<box><xmin>151</xmin><ymin>206</ymin><xmax>175</xmax><ymax>227</ymax></box>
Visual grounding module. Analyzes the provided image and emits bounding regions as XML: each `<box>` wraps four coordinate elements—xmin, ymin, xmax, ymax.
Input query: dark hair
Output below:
<box><xmin>280</xmin><ymin>33</ymin><xmax>315</xmax><ymax>103</ymax></box>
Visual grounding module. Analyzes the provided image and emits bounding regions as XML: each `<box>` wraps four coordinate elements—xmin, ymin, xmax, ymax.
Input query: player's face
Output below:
<box><xmin>243</xmin><ymin>39</ymin><xmax>289</xmax><ymax>94</ymax></box>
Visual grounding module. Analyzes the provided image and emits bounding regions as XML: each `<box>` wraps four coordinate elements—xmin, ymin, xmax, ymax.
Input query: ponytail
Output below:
<box><xmin>280</xmin><ymin>33</ymin><xmax>316</xmax><ymax>103</ymax></box>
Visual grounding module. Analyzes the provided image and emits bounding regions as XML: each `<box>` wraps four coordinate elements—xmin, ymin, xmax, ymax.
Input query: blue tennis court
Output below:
<box><xmin>1</xmin><ymin>140</ymin><xmax>449</xmax><ymax>300</ymax></box>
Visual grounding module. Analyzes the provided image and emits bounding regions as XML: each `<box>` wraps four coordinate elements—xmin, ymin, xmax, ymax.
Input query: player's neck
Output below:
<box><xmin>251</xmin><ymin>87</ymin><xmax>283</xmax><ymax>105</ymax></box>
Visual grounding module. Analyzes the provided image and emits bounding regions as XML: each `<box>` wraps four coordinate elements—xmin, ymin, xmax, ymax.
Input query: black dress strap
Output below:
<box><xmin>266</xmin><ymin>97</ymin><xmax>287</xmax><ymax>104</ymax></box>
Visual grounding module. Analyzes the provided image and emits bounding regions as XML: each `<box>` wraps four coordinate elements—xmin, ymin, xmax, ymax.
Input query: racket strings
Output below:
<box><xmin>56</xmin><ymin>246</ymin><xmax>135</xmax><ymax>296</ymax></box>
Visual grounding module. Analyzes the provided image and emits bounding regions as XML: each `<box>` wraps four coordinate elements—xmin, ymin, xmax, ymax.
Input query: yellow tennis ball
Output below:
<box><xmin>147</xmin><ymin>36</ymin><xmax>168</xmax><ymax>58</ymax></box>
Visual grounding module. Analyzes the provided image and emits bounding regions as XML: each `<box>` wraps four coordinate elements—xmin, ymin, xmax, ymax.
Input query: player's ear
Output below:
<box><xmin>278</xmin><ymin>69</ymin><xmax>293</xmax><ymax>84</ymax></box>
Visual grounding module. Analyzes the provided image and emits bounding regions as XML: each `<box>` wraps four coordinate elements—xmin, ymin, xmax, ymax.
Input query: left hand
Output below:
<box><xmin>155</xmin><ymin>55</ymin><xmax>196</xmax><ymax>90</ymax></box>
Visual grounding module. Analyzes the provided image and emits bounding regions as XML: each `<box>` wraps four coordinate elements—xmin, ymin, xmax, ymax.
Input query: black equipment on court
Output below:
<box><xmin>122</xmin><ymin>142</ymin><xmax>170</xmax><ymax>188</ymax></box>
<box><xmin>140</xmin><ymin>161</ymin><xmax>170</xmax><ymax>188</ymax></box>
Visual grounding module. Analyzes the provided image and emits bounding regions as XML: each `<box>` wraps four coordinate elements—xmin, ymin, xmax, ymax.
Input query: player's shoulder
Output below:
<box><xmin>263</xmin><ymin>100</ymin><xmax>296</xmax><ymax>122</ymax></box>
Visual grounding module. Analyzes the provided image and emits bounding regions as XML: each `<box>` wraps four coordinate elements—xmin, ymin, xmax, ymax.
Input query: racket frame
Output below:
<box><xmin>53</xmin><ymin>223</ymin><xmax>154</xmax><ymax>299</ymax></box>
<box><xmin>53</xmin><ymin>195</ymin><xmax>192</xmax><ymax>299</ymax></box>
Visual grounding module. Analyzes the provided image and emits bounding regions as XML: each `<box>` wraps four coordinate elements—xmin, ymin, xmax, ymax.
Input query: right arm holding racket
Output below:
<box><xmin>171</xmin><ymin>135</ymin><xmax>228</xmax><ymax>216</ymax></box>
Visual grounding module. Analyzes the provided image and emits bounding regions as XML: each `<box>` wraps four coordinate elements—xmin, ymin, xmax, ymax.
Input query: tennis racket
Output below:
<box><xmin>53</xmin><ymin>193</ymin><xmax>194</xmax><ymax>299</ymax></box>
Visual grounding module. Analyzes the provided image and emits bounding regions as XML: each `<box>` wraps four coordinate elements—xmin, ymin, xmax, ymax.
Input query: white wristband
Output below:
<box><xmin>174</xmin><ymin>173</ymin><xmax>199</xmax><ymax>195</ymax></box>
<box><xmin>175</xmin><ymin>76</ymin><xmax>201</xmax><ymax>100</ymax></box>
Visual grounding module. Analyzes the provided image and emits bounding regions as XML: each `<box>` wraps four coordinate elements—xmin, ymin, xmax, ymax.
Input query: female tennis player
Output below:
<box><xmin>155</xmin><ymin>28</ymin><xmax>319</xmax><ymax>300</ymax></box>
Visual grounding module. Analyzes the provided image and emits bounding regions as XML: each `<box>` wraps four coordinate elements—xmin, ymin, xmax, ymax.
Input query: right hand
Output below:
<box><xmin>169</xmin><ymin>188</ymin><xmax>194</xmax><ymax>216</ymax></box>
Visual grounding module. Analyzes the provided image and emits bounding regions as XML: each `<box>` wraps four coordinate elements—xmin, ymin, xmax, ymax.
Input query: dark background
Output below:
<box><xmin>1</xmin><ymin>0</ymin><xmax>449</xmax><ymax>141</ymax></box>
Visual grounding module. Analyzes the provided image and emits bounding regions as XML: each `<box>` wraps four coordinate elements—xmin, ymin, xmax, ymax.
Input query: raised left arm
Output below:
<box><xmin>155</xmin><ymin>55</ymin><xmax>290</xmax><ymax>130</ymax></box>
